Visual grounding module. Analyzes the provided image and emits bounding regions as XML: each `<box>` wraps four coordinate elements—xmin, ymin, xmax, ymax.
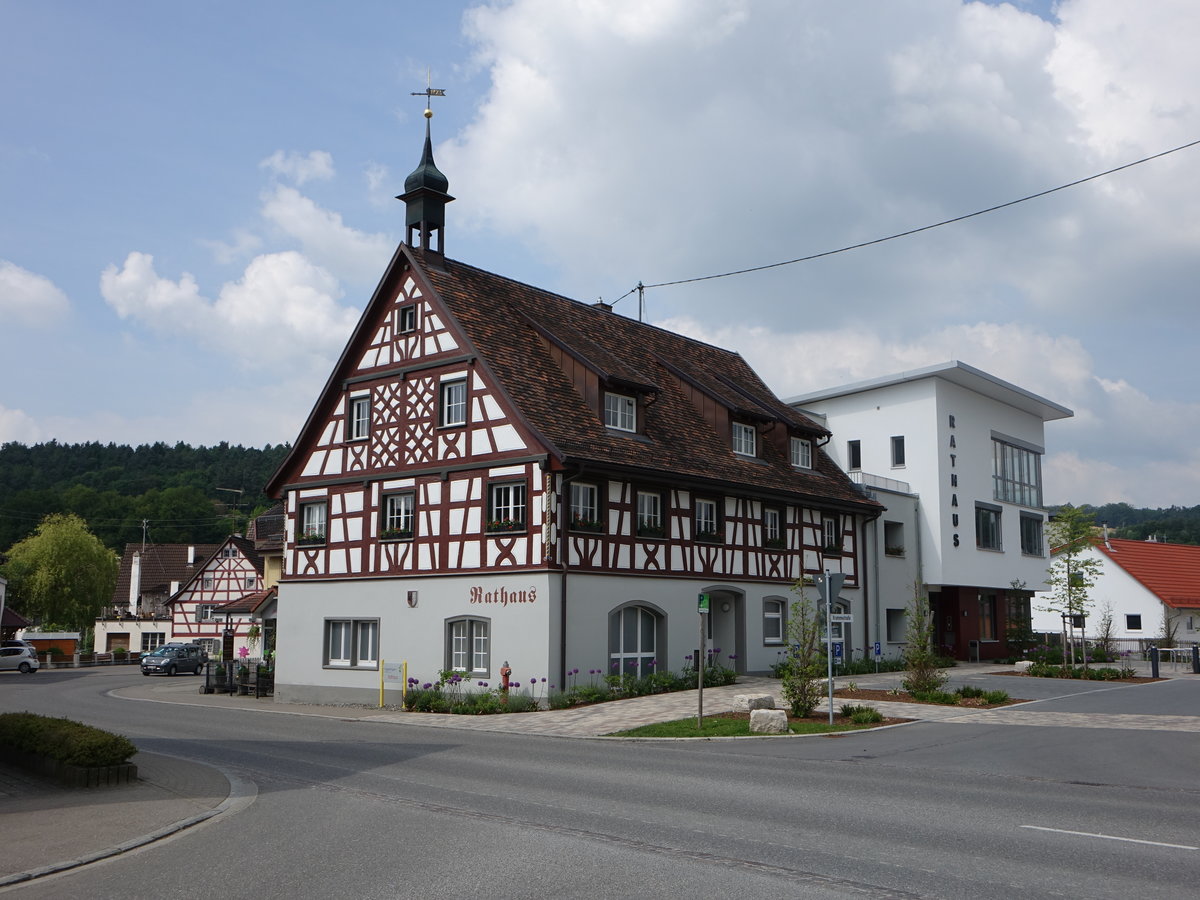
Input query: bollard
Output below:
<box><xmin>1192</xmin><ymin>644</ymin><xmax>1199</xmax><ymax>675</ymax></box>
<box><xmin>1150</xmin><ymin>646</ymin><xmax>1159</xmax><ymax>679</ymax></box>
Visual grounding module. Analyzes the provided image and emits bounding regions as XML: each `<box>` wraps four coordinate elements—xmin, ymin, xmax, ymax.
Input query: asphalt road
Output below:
<box><xmin>2</xmin><ymin>667</ymin><xmax>1198</xmax><ymax>899</ymax></box>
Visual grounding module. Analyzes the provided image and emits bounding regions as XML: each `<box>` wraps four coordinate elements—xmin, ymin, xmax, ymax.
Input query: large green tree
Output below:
<box><xmin>1</xmin><ymin>513</ymin><xmax>118</xmax><ymax>632</ymax></box>
<box><xmin>1042</xmin><ymin>504</ymin><xmax>1103</xmax><ymax>668</ymax></box>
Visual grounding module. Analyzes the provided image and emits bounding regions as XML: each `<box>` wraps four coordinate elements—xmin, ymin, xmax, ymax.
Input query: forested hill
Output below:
<box><xmin>0</xmin><ymin>441</ymin><xmax>290</xmax><ymax>553</ymax></box>
<box><xmin>1075</xmin><ymin>502</ymin><xmax>1200</xmax><ymax>546</ymax></box>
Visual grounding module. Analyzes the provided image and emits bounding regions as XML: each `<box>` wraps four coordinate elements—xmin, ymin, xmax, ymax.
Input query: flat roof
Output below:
<box><xmin>785</xmin><ymin>360</ymin><xmax>1073</xmax><ymax>422</ymax></box>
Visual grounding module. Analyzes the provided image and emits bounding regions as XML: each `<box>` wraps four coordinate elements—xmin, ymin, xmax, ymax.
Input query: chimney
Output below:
<box><xmin>128</xmin><ymin>552</ymin><xmax>141</xmax><ymax>610</ymax></box>
<box><xmin>1102</xmin><ymin>523</ymin><xmax>1111</xmax><ymax>551</ymax></box>
<box><xmin>593</xmin><ymin>300</ymin><xmax>613</xmax><ymax>312</ymax></box>
<box><xmin>187</xmin><ymin>546</ymin><xmax>195</xmax><ymax>565</ymax></box>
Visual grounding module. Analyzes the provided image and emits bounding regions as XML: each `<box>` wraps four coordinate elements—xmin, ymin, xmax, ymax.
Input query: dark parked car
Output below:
<box><xmin>140</xmin><ymin>644</ymin><xmax>208</xmax><ymax>676</ymax></box>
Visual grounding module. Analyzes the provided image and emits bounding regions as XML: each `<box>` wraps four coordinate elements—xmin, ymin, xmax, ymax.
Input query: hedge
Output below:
<box><xmin>0</xmin><ymin>712</ymin><xmax>136</xmax><ymax>767</ymax></box>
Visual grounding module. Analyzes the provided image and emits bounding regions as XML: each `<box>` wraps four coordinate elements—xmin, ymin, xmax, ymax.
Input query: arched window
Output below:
<box><xmin>609</xmin><ymin>605</ymin><xmax>662</xmax><ymax>679</ymax></box>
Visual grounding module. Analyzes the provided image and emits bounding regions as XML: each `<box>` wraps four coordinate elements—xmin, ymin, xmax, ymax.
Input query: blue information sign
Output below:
<box><xmin>874</xmin><ymin>641</ymin><xmax>882</xmax><ymax>657</ymax></box>
<box><xmin>832</xmin><ymin>641</ymin><xmax>843</xmax><ymax>659</ymax></box>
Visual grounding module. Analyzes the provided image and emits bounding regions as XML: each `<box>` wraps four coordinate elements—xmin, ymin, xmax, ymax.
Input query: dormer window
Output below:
<box><xmin>604</xmin><ymin>392</ymin><xmax>636</xmax><ymax>432</ymax></box>
<box><xmin>790</xmin><ymin>437</ymin><xmax>812</xmax><ymax>469</ymax></box>
<box><xmin>732</xmin><ymin>422</ymin><xmax>756</xmax><ymax>457</ymax></box>
<box><xmin>348</xmin><ymin>393</ymin><xmax>370</xmax><ymax>441</ymax></box>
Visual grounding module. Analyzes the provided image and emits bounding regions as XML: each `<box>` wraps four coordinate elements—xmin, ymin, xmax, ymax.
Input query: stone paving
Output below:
<box><xmin>110</xmin><ymin>659</ymin><xmax>1196</xmax><ymax>738</ymax></box>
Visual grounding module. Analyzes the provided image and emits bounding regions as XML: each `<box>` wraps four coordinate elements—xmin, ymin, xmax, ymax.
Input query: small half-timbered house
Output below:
<box><xmin>165</xmin><ymin>535</ymin><xmax>265</xmax><ymax>659</ymax></box>
<box><xmin>267</xmin><ymin>118</ymin><xmax>881</xmax><ymax>704</ymax></box>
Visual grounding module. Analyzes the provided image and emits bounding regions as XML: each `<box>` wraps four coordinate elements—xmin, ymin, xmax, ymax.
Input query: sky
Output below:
<box><xmin>2</xmin><ymin>0</ymin><xmax>1198</xmax><ymax>508</ymax></box>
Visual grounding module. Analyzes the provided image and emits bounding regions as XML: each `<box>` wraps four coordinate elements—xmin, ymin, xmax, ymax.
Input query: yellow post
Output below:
<box><xmin>379</xmin><ymin>659</ymin><xmax>385</xmax><ymax>708</ymax></box>
<box><xmin>402</xmin><ymin>660</ymin><xmax>408</xmax><ymax>703</ymax></box>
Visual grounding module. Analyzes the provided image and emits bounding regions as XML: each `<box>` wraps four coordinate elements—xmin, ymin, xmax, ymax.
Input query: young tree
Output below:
<box><xmin>1</xmin><ymin>513</ymin><xmax>118</xmax><ymax>632</ymax></box>
<box><xmin>1042</xmin><ymin>505</ymin><xmax>1103</xmax><ymax>669</ymax></box>
<box><xmin>779</xmin><ymin>580</ymin><xmax>825</xmax><ymax>717</ymax></box>
<box><xmin>901</xmin><ymin>582</ymin><xmax>947</xmax><ymax>695</ymax></box>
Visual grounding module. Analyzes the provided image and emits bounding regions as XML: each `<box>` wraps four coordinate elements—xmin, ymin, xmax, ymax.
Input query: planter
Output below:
<box><xmin>0</xmin><ymin>748</ymin><xmax>137</xmax><ymax>788</ymax></box>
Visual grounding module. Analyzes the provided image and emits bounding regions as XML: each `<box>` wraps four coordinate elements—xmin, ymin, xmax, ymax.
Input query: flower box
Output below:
<box><xmin>486</xmin><ymin>520</ymin><xmax>525</xmax><ymax>533</ymax></box>
<box><xmin>297</xmin><ymin>533</ymin><xmax>326</xmax><ymax>547</ymax></box>
<box><xmin>380</xmin><ymin>529</ymin><xmax>414</xmax><ymax>541</ymax></box>
<box><xmin>636</xmin><ymin>525</ymin><xmax>665</xmax><ymax>539</ymax></box>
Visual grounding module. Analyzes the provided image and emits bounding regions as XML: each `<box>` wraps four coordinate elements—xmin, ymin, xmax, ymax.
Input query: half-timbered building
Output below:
<box><xmin>267</xmin><ymin>117</ymin><xmax>881</xmax><ymax>704</ymax></box>
<box><xmin>165</xmin><ymin>536</ymin><xmax>265</xmax><ymax>659</ymax></box>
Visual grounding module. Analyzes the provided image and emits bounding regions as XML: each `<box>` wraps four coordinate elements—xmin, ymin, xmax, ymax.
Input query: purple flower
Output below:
<box><xmin>511</xmin><ymin>681</ymin><xmax>521</xmax><ymax>688</ymax></box>
<box><xmin>572</xmin><ymin>668</ymin><xmax>579</xmax><ymax>675</ymax></box>
<box><xmin>541</xmin><ymin>677</ymin><xmax>547</xmax><ymax>683</ymax></box>
<box><xmin>612</xmin><ymin>661</ymin><xmax>619</xmax><ymax>669</ymax></box>
<box><xmin>480</xmin><ymin>682</ymin><xmax>488</xmax><ymax>688</ymax></box>
<box><xmin>728</xmin><ymin>654</ymin><xmax>738</xmax><ymax>661</ymax></box>
<box><xmin>422</xmin><ymin>682</ymin><xmax>432</xmax><ymax>689</ymax></box>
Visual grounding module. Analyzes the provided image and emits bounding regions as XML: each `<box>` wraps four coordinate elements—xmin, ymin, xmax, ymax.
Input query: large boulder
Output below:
<box><xmin>732</xmin><ymin>693</ymin><xmax>776</xmax><ymax>712</ymax></box>
<box><xmin>1013</xmin><ymin>660</ymin><xmax>1033</xmax><ymax>672</ymax></box>
<box><xmin>749</xmin><ymin>708</ymin><xmax>789</xmax><ymax>734</ymax></box>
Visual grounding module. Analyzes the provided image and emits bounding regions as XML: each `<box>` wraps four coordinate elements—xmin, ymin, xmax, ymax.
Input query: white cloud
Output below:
<box><xmin>201</xmin><ymin>229</ymin><xmax>264</xmax><ymax>265</ymax></box>
<box><xmin>0</xmin><ymin>404</ymin><xmax>43</xmax><ymax>444</ymax></box>
<box><xmin>100</xmin><ymin>250</ymin><xmax>358</xmax><ymax>373</ymax></box>
<box><xmin>259</xmin><ymin>150</ymin><xmax>335</xmax><ymax>185</ymax></box>
<box><xmin>0</xmin><ymin>261</ymin><xmax>70</xmax><ymax>326</ymax></box>
<box><xmin>259</xmin><ymin>185</ymin><xmax>394</xmax><ymax>285</ymax></box>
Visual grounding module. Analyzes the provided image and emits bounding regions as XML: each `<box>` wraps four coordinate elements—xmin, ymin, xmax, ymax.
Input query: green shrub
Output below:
<box><xmin>982</xmin><ymin>690</ymin><xmax>1009</xmax><ymax>704</ymax></box>
<box><xmin>547</xmin><ymin>690</ymin><xmax>574</xmax><ymax>710</ymax></box>
<box><xmin>0</xmin><ymin>713</ymin><xmax>136</xmax><ymax>767</ymax></box>
<box><xmin>955</xmin><ymin>685</ymin><xmax>985</xmax><ymax>699</ymax></box>
<box><xmin>502</xmin><ymin>693</ymin><xmax>538</xmax><ymax>713</ymax></box>
<box><xmin>839</xmin><ymin>703</ymin><xmax>884</xmax><ymax>724</ymax></box>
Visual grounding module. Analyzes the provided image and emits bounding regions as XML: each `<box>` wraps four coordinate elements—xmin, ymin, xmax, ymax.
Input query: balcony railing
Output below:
<box><xmin>849</xmin><ymin>470</ymin><xmax>912</xmax><ymax>495</ymax></box>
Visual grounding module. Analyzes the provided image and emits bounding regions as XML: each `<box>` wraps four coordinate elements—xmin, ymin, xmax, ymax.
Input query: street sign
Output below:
<box><xmin>383</xmin><ymin>662</ymin><xmax>404</xmax><ymax>683</ymax></box>
<box><xmin>815</xmin><ymin>572</ymin><xmax>847</xmax><ymax>603</ymax></box>
<box><xmin>832</xmin><ymin>642</ymin><xmax>844</xmax><ymax>659</ymax></box>
<box><xmin>830</xmin><ymin>613</ymin><xmax>853</xmax><ymax>623</ymax></box>
<box><xmin>697</xmin><ymin>592</ymin><xmax>710</xmax><ymax>614</ymax></box>
<box><xmin>873</xmin><ymin>641</ymin><xmax>882</xmax><ymax>657</ymax></box>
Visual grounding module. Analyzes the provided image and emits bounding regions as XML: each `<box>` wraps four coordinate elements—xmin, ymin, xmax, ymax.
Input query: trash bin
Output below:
<box><xmin>968</xmin><ymin>639</ymin><xmax>980</xmax><ymax>662</ymax></box>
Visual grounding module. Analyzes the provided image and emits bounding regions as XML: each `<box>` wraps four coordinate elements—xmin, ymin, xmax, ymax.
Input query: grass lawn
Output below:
<box><xmin>609</xmin><ymin>712</ymin><xmax>905</xmax><ymax>738</ymax></box>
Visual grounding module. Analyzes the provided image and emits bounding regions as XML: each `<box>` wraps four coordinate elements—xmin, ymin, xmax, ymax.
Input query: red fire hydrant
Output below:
<box><xmin>499</xmin><ymin>661</ymin><xmax>512</xmax><ymax>693</ymax></box>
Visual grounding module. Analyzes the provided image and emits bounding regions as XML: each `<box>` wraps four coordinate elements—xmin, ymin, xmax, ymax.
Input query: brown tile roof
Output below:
<box><xmin>1098</xmin><ymin>538</ymin><xmax>1200</xmax><ymax>609</ymax></box>
<box><xmin>112</xmin><ymin>544</ymin><xmax>223</xmax><ymax>607</ymax></box>
<box><xmin>215</xmin><ymin>587</ymin><xmax>275</xmax><ymax>615</ymax></box>
<box><xmin>419</xmin><ymin>251</ymin><xmax>876</xmax><ymax>511</ymax></box>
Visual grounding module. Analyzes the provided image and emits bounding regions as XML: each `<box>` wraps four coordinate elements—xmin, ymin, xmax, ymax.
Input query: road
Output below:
<box><xmin>2</xmin><ymin>667</ymin><xmax>1198</xmax><ymax>898</ymax></box>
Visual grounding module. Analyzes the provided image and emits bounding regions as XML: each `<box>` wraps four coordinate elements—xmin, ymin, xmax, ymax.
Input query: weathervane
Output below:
<box><xmin>411</xmin><ymin>69</ymin><xmax>446</xmax><ymax>119</ymax></box>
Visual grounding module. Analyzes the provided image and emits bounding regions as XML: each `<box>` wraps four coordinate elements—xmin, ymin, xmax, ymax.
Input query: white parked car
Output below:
<box><xmin>0</xmin><ymin>645</ymin><xmax>40</xmax><ymax>674</ymax></box>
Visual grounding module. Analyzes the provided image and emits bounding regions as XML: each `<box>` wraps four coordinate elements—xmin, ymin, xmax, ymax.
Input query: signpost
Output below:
<box><xmin>697</xmin><ymin>593</ymin><xmax>710</xmax><ymax>728</ymax></box>
<box><xmin>815</xmin><ymin>571</ymin><xmax>847</xmax><ymax>725</ymax></box>
<box><xmin>874</xmin><ymin>640</ymin><xmax>882</xmax><ymax>673</ymax></box>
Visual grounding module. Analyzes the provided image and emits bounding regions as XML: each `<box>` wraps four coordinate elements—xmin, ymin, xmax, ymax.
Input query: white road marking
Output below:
<box><xmin>1021</xmin><ymin>825</ymin><xmax>1198</xmax><ymax>851</ymax></box>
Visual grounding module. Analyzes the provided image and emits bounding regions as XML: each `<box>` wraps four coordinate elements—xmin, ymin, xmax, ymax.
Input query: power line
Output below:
<box><xmin>630</xmin><ymin>137</ymin><xmax>1200</xmax><ymax>292</ymax></box>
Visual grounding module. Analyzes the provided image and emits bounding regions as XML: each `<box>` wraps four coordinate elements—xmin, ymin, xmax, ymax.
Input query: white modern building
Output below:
<box><xmin>789</xmin><ymin>362</ymin><xmax>1073</xmax><ymax>661</ymax></box>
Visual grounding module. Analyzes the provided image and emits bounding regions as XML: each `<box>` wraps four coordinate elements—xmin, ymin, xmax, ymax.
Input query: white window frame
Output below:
<box><xmin>488</xmin><ymin>482</ymin><xmax>527</xmax><ymax>532</ymax></box>
<box><xmin>141</xmin><ymin>632</ymin><xmax>165</xmax><ymax>652</ymax></box>
<box><xmin>604</xmin><ymin>392</ymin><xmax>637</xmax><ymax>432</ymax></box>
<box><xmin>440</xmin><ymin>379</ymin><xmax>468</xmax><ymax>427</ymax></box>
<box><xmin>891</xmin><ymin>435</ymin><xmax>905</xmax><ymax>467</ymax></box>
<box><xmin>763</xmin><ymin>598</ymin><xmax>786</xmax><ymax>645</ymax></box>
<box><xmin>763</xmin><ymin>507</ymin><xmax>782</xmax><ymax>547</ymax></box>
<box><xmin>348</xmin><ymin>393</ymin><xmax>370</xmax><ymax>441</ymax></box>
<box><xmin>732</xmin><ymin>422</ymin><xmax>756</xmax><ymax>457</ymax></box>
<box><xmin>382</xmin><ymin>492</ymin><xmax>415</xmax><ymax>538</ymax></box>
<box><xmin>201</xmin><ymin>574</ymin><xmax>214</xmax><ymax>590</ymax></box>
<box><xmin>447</xmin><ymin>617</ymin><xmax>490</xmax><ymax>674</ymax></box>
<box><xmin>398</xmin><ymin>305</ymin><xmax>417</xmax><ymax>333</ymax></box>
<box><xmin>300</xmin><ymin>501</ymin><xmax>327</xmax><ymax>543</ymax></box>
<box><xmin>636</xmin><ymin>490</ymin><xmax>663</xmax><ymax>537</ymax></box>
<box><xmin>694</xmin><ymin>498</ymin><xmax>719</xmax><ymax>539</ymax></box>
<box><xmin>1125</xmin><ymin>614</ymin><xmax>1142</xmax><ymax>631</ymax></box>
<box><xmin>325</xmin><ymin>618</ymin><xmax>379</xmax><ymax>669</ymax></box>
<box><xmin>790</xmin><ymin>437</ymin><xmax>812</xmax><ymax>469</ymax></box>
<box><xmin>993</xmin><ymin>437</ymin><xmax>1043</xmax><ymax>507</ymax></box>
<box><xmin>569</xmin><ymin>482</ymin><xmax>600</xmax><ymax>530</ymax></box>
<box><xmin>823</xmin><ymin>516</ymin><xmax>840</xmax><ymax>552</ymax></box>
<box><xmin>198</xmin><ymin>604</ymin><xmax>217</xmax><ymax>621</ymax></box>
<box><xmin>244</xmin><ymin>575</ymin><xmax>258</xmax><ymax>591</ymax></box>
<box><xmin>609</xmin><ymin>605</ymin><xmax>660</xmax><ymax>679</ymax></box>
<box><xmin>847</xmin><ymin>440</ymin><xmax>861</xmax><ymax>471</ymax></box>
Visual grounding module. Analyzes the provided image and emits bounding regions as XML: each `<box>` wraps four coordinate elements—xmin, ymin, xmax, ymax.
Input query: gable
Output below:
<box><xmin>1100</xmin><ymin>539</ymin><xmax>1200</xmax><ymax>608</ymax></box>
<box><xmin>268</xmin><ymin>247</ymin><xmax>552</xmax><ymax>495</ymax></box>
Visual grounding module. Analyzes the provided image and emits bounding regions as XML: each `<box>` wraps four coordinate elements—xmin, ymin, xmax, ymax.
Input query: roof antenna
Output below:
<box><xmin>637</xmin><ymin>281</ymin><xmax>645</xmax><ymax>322</ymax></box>
<box><xmin>1102</xmin><ymin>522</ymin><xmax>1111</xmax><ymax>550</ymax></box>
